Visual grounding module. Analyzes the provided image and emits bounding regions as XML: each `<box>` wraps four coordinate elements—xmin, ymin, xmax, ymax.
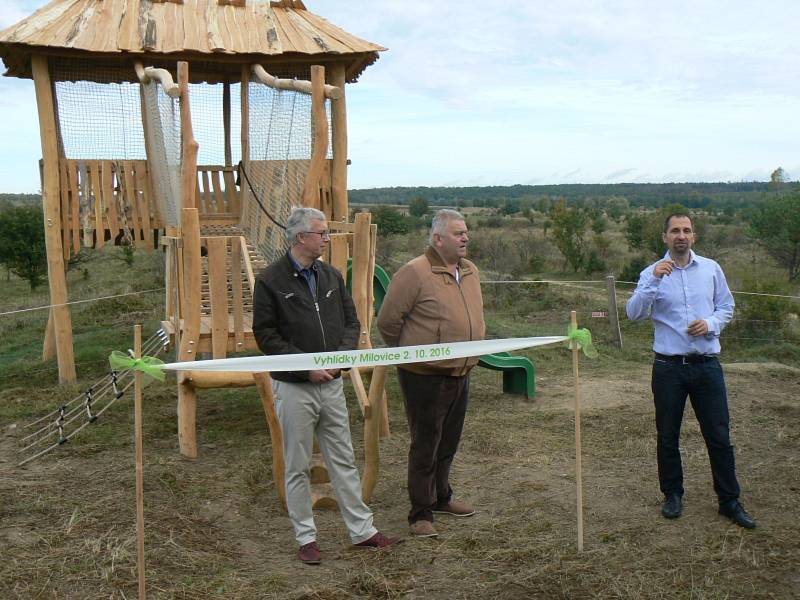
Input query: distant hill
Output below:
<box><xmin>349</xmin><ymin>181</ymin><xmax>799</xmax><ymax>209</ymax></box>
<box><xmin>0</xmin><ymin>193</ymin><xmax>41</xmax><ymax>211</ymax></box>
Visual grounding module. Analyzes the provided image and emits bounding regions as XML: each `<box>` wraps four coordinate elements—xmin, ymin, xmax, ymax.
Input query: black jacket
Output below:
<box><xmin>252</xmin><ymin>252</ymin><xmax>360</xmax><ymax>383</ymax></box>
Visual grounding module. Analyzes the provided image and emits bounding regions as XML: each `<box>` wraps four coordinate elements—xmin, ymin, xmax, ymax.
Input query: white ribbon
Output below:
<box><xmin>162</xmin><ymin>336</ymin><xmax>568</xmax><ymax>373</ymax></box>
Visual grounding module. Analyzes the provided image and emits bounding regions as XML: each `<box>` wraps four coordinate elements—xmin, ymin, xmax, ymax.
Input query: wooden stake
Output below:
<box><xmin>133</xmin><ymin>324</ymin><xmax>146</xmax><ymax>600</ymax></box>
<box><xmin>570</xmin><ymin>310</ymin><xmax>584</xmax><ymax>552</ymax></box>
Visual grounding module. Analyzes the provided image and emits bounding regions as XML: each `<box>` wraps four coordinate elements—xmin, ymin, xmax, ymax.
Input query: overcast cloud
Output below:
<box><xmin>1</xmin><ymin>0</ymin><xmax>798</xmax><ymax>191</ymax></box>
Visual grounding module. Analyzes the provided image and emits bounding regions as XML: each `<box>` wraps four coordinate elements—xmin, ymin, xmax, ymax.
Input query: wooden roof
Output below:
<box><xmin>0</xmin><ymin>0</ymin><xmax>386</xmax><ymax>82</ymax></box>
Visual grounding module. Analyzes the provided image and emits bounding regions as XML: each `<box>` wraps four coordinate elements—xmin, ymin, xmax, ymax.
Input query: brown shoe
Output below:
<box><xmin>353</xmin><ymin>531</ymin><xmax>403</xmax><ymax>549</ymax></box>
<box><xmin>409</xmin><ymin>520</ymin><xmax>438</xmax><ymax>538</ymax></box>
<box><xmin>298</xmin><ymin>541</ymin><xmax>321</xmax><ymax>565</ymax></box>
<box><xmin>432</xmin><ymin>500</ymin><xmax>475</xmax><ymax>517</ymax></box>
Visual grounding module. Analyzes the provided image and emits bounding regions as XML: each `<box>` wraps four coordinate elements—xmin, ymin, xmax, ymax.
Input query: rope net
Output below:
<box><xmin>141</xmin><ymin>80</ymin><xmax>183</xmax><ymax>228</ymax></box>
<box><xmin>242</xmin><ymin>73</ymin><xmax>331</xmax><ymax>263</ymax></box>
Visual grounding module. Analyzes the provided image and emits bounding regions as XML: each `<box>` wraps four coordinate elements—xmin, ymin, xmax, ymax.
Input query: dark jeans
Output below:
<box><xmin>397</xmin><ymin>369</ymin><xmax>470</xmax><ymax>524</ymax></box>
<box><xmin>652</xmin><ymin>357</ymin><xmax>740</xmax><ymax>506</ymax></box>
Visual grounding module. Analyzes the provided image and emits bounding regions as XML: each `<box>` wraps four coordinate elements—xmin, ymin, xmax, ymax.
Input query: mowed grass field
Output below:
<box><xmin>1</xmin><ymin>240</ymin><xmax>799</xmax><ymax>599</ymax></box>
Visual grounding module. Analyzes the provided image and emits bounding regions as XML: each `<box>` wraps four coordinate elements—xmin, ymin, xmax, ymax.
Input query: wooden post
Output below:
<box><xmin>362</xmin><ymin>365</ymin><xmax>387</xmax><ymax>503</ymax></box>
<box><xmin>351</xmin><ymin>213</ymin><xmax>372</xmax><ymax>349</ymax></box>
<box><xmin>302</xmin><ymin>65</ymin><xmax>328</xmax><ymax>209</ymax></box>
<box><xmin>606</xmin><ymin>275</ymin><xmax>623</xmax><ymax>348</ymax></box>
<box><xmin>223</xmin><ymin>82</ymin><xmax>232</xmax><ymax>167</ymax></box>
<box><xmin>329</xmin><ymin>63</ymin><xmax>348</xmax><ymax>222</ymax></box>
<box><xmin>178</xmin><ymin>62</ymin><xmax>198</xmax><ymax>212</ymax></box>
<box><xmin>253</xmin><ymin>372</ymin><xmax>287</xmax><ymax>509</ymax></box>
<box><xmin>32</xmin><ymin>55</ymin><xmax>76</xmax><ymax>383</ymax></box>
<box><xmin>240</xmin><ymin>65</ymin><xmax>250</xmax><ymax>219</ymax></box>
<box><xmin>133</xmin><ymin>325</ymin><xmax>147</xmax><ymax>600</ymax></box>
<box><xmin>177</xmin><ymin>208</ymin><xmax>202</xmax><ymax>458</ymax></box>
<box><xmin>570</xmin><ymin>310</ymin><xmax>584</xmax><ymax>552</ymax></box>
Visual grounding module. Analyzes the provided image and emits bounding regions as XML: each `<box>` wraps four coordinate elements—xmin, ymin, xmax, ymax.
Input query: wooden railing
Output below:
<box><xmin>196</xmin><ymin>164</ymin><xmax>240</xmax><ymax>220</ymax></box>
<box><xmin>58</xmin><ymin>159</ymin><xmax>158</xmax><ymax>258</ymax></box>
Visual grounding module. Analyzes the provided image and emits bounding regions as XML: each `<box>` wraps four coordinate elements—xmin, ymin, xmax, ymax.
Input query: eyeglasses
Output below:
<box><xmin>303</xmin><ymin>230</ymin><xmax>331</xmax><ymax>240</ymax></box>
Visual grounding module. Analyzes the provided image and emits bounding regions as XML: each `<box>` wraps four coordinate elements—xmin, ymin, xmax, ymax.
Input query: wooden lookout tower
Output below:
<box><xmin>0</xmin><ymin>1</ymin><xmax>391</xmax><ymax>503</ymax></box>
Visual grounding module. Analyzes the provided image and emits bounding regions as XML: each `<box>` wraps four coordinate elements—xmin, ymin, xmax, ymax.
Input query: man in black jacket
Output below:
<box><xmin>253</xmin><ymin>207</ymin><xmax>400</xmax><ymax>565</ymax></box>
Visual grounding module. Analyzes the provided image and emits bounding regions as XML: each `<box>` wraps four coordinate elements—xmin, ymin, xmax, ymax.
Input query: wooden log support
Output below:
<box><xmin>223</xmin><ymin>82</ymin><xmax>232</xmax><ymax>167</ymax></box>
<box><xmin>329</xmin><ymin>63</ymin><xmax>348</xmax><ymax>222</ymax></box>
<box><xmin>32</xmin><ymin>55</ymin><xmax>76</xmax><ymax>383</ymax></box>
<box><xmin>351</xmin><ymin>212</ymin><xmax>372</xmax><ymax>349</ymax></box>
<box><xmin>91</xmin><ymin>163</ymin><xmax>105</xmax><ymax>248</ymax></box>
<box><xmin>250</xmin><ymin>64</ymin><xmax>342</xmax><ymax>99</ymax></box>
<box><xmin>253</xmin><ymin>372</ymin><xmax>287</xmax><ymax>509</ymax></box>
<box><xmin>301</xmin><ymin>65</ymin><xmax>328</xmax><ymax>209</ymax></box>
<box><xmin>240</xmin><ymin>65</ymin><xmax>250</xmax><ymax>217</ymax></box>
<box><xmin>348</xmin><ymin>366</ymin><xmax>370</xmax><ymax>418</ymax></box>
<box><xmin>177</xmin><ymin>208</ymin><xmax>202</xmax><ymax>458</ymax></box>
<box><xmin>206</xmin><ymin>237</ymin><xmax>229</xmax><ymax>359</ymax></box>
<box><xmin>329</xmin><ymin>233</ymin><xmax>348</xmax><ymax>274</ymax></box>
<box><xmin>178</xmin><ymin>62</ymin><xmax>198</xmax><ymax>213</ymax></box>
<box><xmin>231</xmin><ymin>239</ymin><xmax>245</xmax><ymax>350</ymax></box>
<box><xmin>606</xmin><ymin>275</ymin><xmax>623</xmax><ymax>348</ymax></box>
<box><xmin>361</xmin><ymin>365</ymin><xmax>387</xmax><ymax>503</ymax></box>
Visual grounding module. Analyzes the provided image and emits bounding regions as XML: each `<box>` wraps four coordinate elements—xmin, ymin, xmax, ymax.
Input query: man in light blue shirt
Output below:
<box><xmin>626</xmin><ymin>213</ymin><xmax>755</xmax><ymax>529</ymax></box>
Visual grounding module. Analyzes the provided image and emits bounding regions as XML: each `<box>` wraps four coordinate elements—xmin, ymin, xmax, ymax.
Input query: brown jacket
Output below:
<box><xmin>377</xmin><ymin>246</ymin><xmax>486</xmax><ymax>376</ymax></box>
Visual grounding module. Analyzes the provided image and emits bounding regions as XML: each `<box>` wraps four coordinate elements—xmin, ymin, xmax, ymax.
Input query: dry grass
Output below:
<box><xmin>2</xmin><ymin>357</ymin><xmax>799</xmax><ymax>599</ymax></box>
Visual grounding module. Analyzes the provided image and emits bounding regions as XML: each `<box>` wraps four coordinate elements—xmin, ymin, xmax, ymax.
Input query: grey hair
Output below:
<box><xmin>285</xmin><ymin>207</ymin><xmax>327</xmax><ymax>244</ymax></box>
<box><xmin>429</xmin><ymin>209</ymin><xmax>466</xmax><ymax>245</ymax></box>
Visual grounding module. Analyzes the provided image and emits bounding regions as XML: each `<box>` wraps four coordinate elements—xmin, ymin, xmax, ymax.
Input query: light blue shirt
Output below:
<box><xmin>626</xmin><ymin>250</ymin><xmax>734</xmax><ymax>356</ymax></box>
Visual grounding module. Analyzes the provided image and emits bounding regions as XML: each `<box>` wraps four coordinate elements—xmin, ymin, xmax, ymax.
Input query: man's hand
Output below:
<box><xmin>653</xmin><ymin>259</ymin><xmax>676</xmax><ymax>278</ymax></box>
<box><xmin>325</xmin><ymin>368</ymin><xmax>341</xmax><ymax>378</ymax></box>
<box><xmin>687</xmin><ymin>319</ymin><xmax>708</xmax><ymax>337</ymax></box>
<box><xmin>308</xmin><ymin>369</ymin><xmax>335</xmax><ymax>383</ymax></box>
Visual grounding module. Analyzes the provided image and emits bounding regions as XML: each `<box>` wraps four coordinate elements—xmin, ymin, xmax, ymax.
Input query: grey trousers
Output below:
<box><xmin>272</xmin><ymin>377</ymin><xmax>377</xmax><ymax>546</ymax></box>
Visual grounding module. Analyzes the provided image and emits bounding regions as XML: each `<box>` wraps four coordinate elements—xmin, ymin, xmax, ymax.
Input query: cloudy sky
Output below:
<box><xmin>1</xmin><ymin>0</ymin><xmax>798</xmax><ymax>192</ymax></box>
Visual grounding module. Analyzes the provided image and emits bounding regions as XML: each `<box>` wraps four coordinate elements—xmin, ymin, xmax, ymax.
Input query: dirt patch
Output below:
<box><xmin>1</xmin><ymin>362</ymin><xmax>799</xmax><ymax>599</ymax></box>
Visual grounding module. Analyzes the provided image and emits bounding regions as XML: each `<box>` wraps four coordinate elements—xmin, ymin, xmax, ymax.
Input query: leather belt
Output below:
<box><xmin>655</xmin><ymin>353</ymin><xmax>717</xmax><ymax>364</ymax></box>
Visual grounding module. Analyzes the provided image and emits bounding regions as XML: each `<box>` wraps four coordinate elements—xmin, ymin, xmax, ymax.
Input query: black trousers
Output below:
<box><xmin>651</xmin><ymin>357</ymin><xmax>741</xmax><ymax>506</ymax></box>
<box><xmin>397</xmin><ymin>369</ymin><xmax>470</xmax><ymax>524</ymax></box>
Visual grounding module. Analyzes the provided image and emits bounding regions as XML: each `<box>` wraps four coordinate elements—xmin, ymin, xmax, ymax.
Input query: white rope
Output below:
<box><xmin>482</xmin><ymin>279</ymin><xmax>800</xmax><ymax>300</ymax></box>
<box><xmin>0</xmin><ymin>288</ymin><xmax>166</xmax><ymax>317</ymax></box>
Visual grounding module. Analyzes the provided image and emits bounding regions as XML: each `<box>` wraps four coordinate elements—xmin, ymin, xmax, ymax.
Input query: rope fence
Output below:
<box><xmin>1</xmin><ymin>280</ymin><xmax>797</xmax><ymax>320</ymax></box>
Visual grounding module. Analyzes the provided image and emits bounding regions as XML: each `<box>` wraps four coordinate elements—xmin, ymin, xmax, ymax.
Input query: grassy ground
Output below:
<box><xmin>1</xmin><ymin>244</ymin><xmax>799</xmax><ymax>599</ymax></box>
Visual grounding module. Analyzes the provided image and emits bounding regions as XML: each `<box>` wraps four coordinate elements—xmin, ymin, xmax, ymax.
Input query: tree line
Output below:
<box><xmin>350</xmin><ymin>180</ymin><xmax>799</xmax><ymax>211</ymax></box>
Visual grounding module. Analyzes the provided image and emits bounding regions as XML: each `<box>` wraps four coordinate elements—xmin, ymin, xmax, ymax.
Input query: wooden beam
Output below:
<box><xmin>251</xmin><ymin>63</ymin><xmax>342</xmax><ymax>99</ymax></box>
<box><xmin>301</xmin><ymin>65</ymin><xmax>328</xmax><ymax>209</ymax></box>
<box><xmin>223</xmin><ymin>82</ymin><xmax>232</xmax><ymax>167</ymax></box>
<box><xmin>178</xmin><ymin>62</ymin><xmax>199</xmax><ymax>213</ymax></box>
<box><xmin>206</xmin><ymin>237</ymin><xmax>229</xmax><ymax>359</ymax></box>
<box><xmin>329</xmin><ymin>63</ymin><xmax>348</xmax><ymax>222</ymax></box>
<box><xmin>351</xmin><ymin>212</ymin><xmax>371</xmax><ymax>349</ymax></box>
<box><xmin>240</xmin><ymin>64</ymin><xmax>250</xmax><ymax>221</ymax></box>
<box><xmin>177</xmin><ymin>208</ymin><xmax>202</xmax><ymax>458</ymax></box>
<box><xmin>32</xmin><ymin>55</ymin><xmax>76</xmax><ymax>383</ymax></box>
<box><xmin>254</xmin><ymin>372</ymin><xmax>287</xmax><ymax>509</ymax></box>
<box><xmin>361</xmin><ymin>365</ymin><xmax>387</xmax><ymax>503</ymax></box>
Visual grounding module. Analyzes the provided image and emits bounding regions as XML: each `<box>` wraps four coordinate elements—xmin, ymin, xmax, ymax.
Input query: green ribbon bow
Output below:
<box><xmin>566</xmin><ymin>325</ymin><xmax>598</xmax><ymax>358</ymax></box>
<box><xmin>108</xmin><ymin>351</ymin><xmax>166</xmax><ymax>382</ymax></box>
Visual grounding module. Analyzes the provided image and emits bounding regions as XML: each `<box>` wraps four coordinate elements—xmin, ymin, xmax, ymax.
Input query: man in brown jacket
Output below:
<box><xmin>377</xmin><ymin>209</ymin><xmax>486</xmax><ymax>538</ymax></box>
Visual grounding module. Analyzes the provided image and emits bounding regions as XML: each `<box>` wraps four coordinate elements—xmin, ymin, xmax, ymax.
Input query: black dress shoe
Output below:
<box><xmin>719</xmin><ymin>502</ymin><xmax>756</xmax><ymax>529</ymax></box>
<box><xmin>661</xmin><ymin>494</ymin><xmax>683</xmax><ymax>519</ymax></box>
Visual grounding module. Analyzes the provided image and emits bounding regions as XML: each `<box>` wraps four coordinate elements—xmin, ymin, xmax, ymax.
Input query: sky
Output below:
<box><xmin>1</xmin><ymin>0</ymin><xmax>799</xmax><ymax>192</ymax></box>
